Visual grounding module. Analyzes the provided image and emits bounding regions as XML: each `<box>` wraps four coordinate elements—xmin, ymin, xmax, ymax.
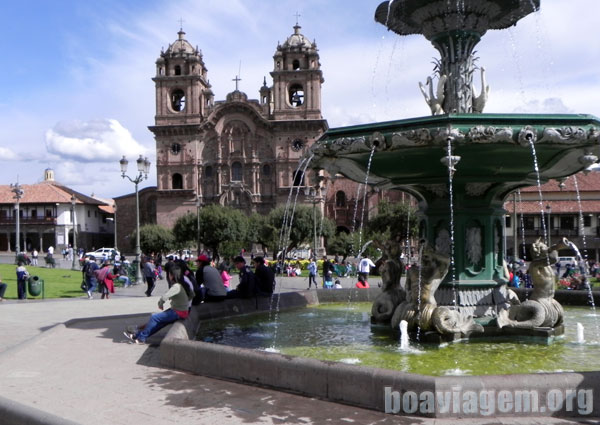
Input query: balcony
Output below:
<box><xmin>0</xmin><ymin>216</ymin><xmax>57</xmax><ymax>226</ymax></box>
<box><xmin>522</xmin><ymin>228</ymin><xmax>579</xmax><ymax>237</ymax></box>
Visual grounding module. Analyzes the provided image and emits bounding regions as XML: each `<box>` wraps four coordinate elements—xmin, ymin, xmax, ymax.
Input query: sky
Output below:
<box><xmin>1</xmin><ymin>0</ymin><xmax>599</xmax><ymax>199</ymax></box>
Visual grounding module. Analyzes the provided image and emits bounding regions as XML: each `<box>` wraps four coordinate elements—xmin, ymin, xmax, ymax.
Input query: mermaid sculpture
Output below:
<box><xmin>497</xmin><ymin>237</ymin><xmax>569</xmax><ymax>329</ymax></box>
<box><xmin>371</xmin><ymin>259</ymin><xmax>404</xmax><ymax>323</ymax></box>
<box><xmin>389</xmin><ymin>242</ymin><xmax>482</xmax><ymax>336</ymax></box>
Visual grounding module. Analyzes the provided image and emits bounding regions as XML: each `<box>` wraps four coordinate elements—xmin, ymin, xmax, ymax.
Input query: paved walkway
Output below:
<box><xmin>0</xmin><ymin>275</ymin><xmax>597</xmax><ymax>424</ymax></box>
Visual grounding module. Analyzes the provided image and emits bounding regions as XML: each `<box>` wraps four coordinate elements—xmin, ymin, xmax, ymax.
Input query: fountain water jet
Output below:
<box><xmin>310</xmin><ymin>0</ymin><xmax>600</xmax><ymax>340</ymax></box>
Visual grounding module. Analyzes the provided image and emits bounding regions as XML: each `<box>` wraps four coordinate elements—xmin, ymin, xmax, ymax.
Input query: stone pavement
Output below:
<box><xmin>0</xmin><ymin>275</ymin><xmax>597</xmax><ymax>425</ymax></box>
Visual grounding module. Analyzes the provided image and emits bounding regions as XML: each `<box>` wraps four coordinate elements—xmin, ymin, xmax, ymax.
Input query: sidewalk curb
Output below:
<box><xmin>0</xmin><ymin>392</ymin><xmax>81</xmax><ymax>425</ymax></box>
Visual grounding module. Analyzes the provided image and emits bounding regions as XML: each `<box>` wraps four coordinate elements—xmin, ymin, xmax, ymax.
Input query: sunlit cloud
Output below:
<box><xmin>45</xmin><ymin>119</ymin><xmax>148</xmax><ymax>163</ymax></box>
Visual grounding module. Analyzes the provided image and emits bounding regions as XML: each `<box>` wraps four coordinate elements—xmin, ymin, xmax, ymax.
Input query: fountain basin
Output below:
<box><xmin>311</xmin><ymin>113</ymin><xmax>600</xmax><ymax>297</ymax></box>
<box><xmin>160</xmin><ymin>288</ymin><xmax>600</xmax><ymax>418</ymax></box>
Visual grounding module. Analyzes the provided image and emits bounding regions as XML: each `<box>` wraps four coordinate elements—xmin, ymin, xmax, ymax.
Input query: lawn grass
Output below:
<box><xmin>0</xmin><ymin>264</ymin><xmax>84</xmax><ymax>299</ymax></box>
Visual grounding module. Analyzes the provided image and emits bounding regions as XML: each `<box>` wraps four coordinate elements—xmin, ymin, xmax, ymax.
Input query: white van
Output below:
<box><xmin>557</xmin><ymin>256</ymin><xmax>576</xmax><ymax>269</ymax></box>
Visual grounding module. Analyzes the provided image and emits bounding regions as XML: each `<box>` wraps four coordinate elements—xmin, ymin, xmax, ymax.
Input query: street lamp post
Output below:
<box><xmin>71</xmin><ymin>194</ymin><xmax>78</xmax><ymax>270</ymax></box>
<box><xmin>113</xmin><ymin>202</ymin><xmax>117</xmax><ymax>252</ymax></box>
<box><xmin>10</xmin><ymin>182</ymin><xmax>24</xmax><ymax>261</ymax></box>
<box><xmin>305</xmin><ymin>186</ymin><xmax>318</xmax><ymax>258</ymax></box>
<box><xmin>120</xmin><ymin>155</ymin><xmax>151</xmax><ymax>286</ymax></box>
<box><xmin>196</xmin><ymin>196</ymin><xmax>201</xmax><ymax>254</ymax></box>
<box><xmin>546</xmin><ymin>204</ymin><xmax>552</xmax><ymax>248</ymax></box>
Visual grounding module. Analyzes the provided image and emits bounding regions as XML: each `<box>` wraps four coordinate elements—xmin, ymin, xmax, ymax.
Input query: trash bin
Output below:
<box><xmin>28</xmin><ymin>276</ymin><xmax>43</xmax><ymax>297</ymax></box>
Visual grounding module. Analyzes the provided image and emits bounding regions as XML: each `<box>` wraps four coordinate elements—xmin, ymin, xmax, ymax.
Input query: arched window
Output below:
<box><xmin>289</xmin><ymin>84</ymin><xmax>304</xmax><ymax>107</ymax></box>
<box><xmin>232</xmin><ymin>162</ymin><xmax>243</xmax><ymax>181</ymax></box>
<box><xmin>293</xmin><ymin>170</ymin><xmax>304</xmax><ymax>187</ymax></box>
<box><xmin>172</xmin><ymin>173</ymin><xmax>183</xmax><ymax>189</ymax></box>
<box><xmin>205</xmin><ymin>166</ymin><xmax>213</xmax><ymax>178</ymax></box>
<box><xmin>171</xmin><ymin>89</ymin><xmax>186</xmax><ymax>112</ymax></box>
<box><xmin>336</xmin><ymin>191</ymin><xmax>346</xmax><ymax>207</ymax></box>
<box><xmin>174</xmin><ymin>65</ymin><xmax>181</xmax><ymax>75</ymax></box>
<box><xmin>292</xmin><ymin>59</ymin><xmax>300</xmax><ymax>70</ymax></box>
<box><xmin>262</xmin><ymin>164</ymin><xmax>271</xmax><ymax>176</ymax></box>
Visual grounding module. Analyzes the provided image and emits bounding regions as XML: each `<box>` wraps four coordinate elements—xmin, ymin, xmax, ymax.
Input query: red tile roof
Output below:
<box><xmin>0</xmin><ymin>181</ymin><xmax>105</xmax><ymax>206</ymax></box>
<box><xmin>98</xmin><ymin>204</ymin><xmax>115</xmax><ymax>214</ymax></box>
<box><xmin>503</xmin><ymin>200</ymin><xmax>600</xmax><ymax>214</ymax></box>
<box><xmin>520</xmin><ymin>171</ymin><xmax>600</xmax><ymax>193</ymax></box>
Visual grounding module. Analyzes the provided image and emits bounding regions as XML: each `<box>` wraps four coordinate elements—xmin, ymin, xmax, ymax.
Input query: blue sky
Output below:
<box><xmin>1</xmin><ymin>0</ymin><xmax>599</xmax><ymax>198</ymax></box>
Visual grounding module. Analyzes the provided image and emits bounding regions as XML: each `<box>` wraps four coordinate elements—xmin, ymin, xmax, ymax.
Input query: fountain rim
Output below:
<box><xmin>318</xmin><ymin>113</ymin><xmax>600</xmax><ymax>141</ymax></box>
<box><xmin>160</xmin><ymin>288</ymin><xmax>600</xmax><ymax>419</ymax></box>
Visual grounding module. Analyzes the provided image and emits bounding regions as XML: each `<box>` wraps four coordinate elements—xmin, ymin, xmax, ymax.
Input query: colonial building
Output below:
<box><xmin>0</xmin><ymin>169</ymin><xmax>114</xmax><ymax>253</ymax></box>
<box><xmin>148</xmin><ymin>24</ymin><xmax>328</xmax><ymax>227</ymax></box>
<box><xmin>112</xmin><ymin>24</ymin><xmax>409</xmax><ymax>253</ymax></box>
<box><xmin>504</xmin><ymin>171</ymin><xmax>600</xmax><ymax>261</ymax></box>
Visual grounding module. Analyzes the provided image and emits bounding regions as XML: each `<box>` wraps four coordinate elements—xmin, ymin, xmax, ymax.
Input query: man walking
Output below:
<box><xmin>16</xmin><ymin>261</ymin><xmax>29</xmax><ymax>300</ymax></box>
<box><xmin>307</xmin><ymin>257</ymin><xmax>318</xmax><ymax>290</ymax></box>
<box><xmin>358</xmin><ymin>256</ymin><xmax>376</xmax><ymax>285</ymax></box>
<box><xmin>83</xmin><ymin>256</ymin><xmax>99</xmax><ymax>299</ymax></box>
<box><xmin>143</xmin><ymin>257</ymin><xmax>157</xmax><ymax>297</ymax></box>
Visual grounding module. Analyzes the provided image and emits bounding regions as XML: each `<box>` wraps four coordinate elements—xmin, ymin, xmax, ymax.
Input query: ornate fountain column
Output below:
<box><xmin>375</xmin><ymin>0</ymin><xmax>539</xmax><ymax>114</ymax></box>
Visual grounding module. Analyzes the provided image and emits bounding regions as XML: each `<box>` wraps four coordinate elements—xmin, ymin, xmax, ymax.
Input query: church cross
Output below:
<box><xmin>232</xmin><ymin>75</ymin><xmax>242</xmax><ymax>91</ymax></box>
<box><xmin>294</xmin><ymin>11</ymin><xmax>301</xmax><ymax>25</ymax></box>
<box><xmin>178</xmin><ymin>18</ymin><xmax>185</xmax><ymax>30</ymax></box>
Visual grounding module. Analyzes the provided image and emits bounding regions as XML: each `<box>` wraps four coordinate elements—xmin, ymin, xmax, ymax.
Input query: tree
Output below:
<box><xmin>172</xmin><ymin>212</ymin><xmax>197</xmax><ymax>249</ymax></box>
<box><xmin>326</xmin><ymin>231</ymin><xmax>354</xmax><ymax>260</ymax></box>
<box><xmin>197</xmin><ymin>204</ymin><xmax>248</xmax><ymax>260</ymax></box>
<box><xmin>366</xmin><ymin>200</ymin><xmax>418</xmax><ymax>257</ymax></box>
<box><xmin>248</xmin><ymin>213</ymin><xmax>278</xmax><ymax>256</ymax></box>
<box><xmin>131</xmin><ymin>224</ymin><xmax>174</xmax><ymax>255</ymax></box>
<box><xmin>269</xmin><ymin>205</ymin><xmax>335</xmax><ymax>256</ymax></box>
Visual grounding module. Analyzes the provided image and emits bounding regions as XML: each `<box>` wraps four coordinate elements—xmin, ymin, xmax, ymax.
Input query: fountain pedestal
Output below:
<box><xmin>311</xmin><ymin>114</ymin><xmax>600</xmax><ymax>321</ymax></box>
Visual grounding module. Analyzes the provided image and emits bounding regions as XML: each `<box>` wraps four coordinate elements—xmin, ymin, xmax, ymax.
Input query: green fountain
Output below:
<box><xmin>311</xmin><ymin>0</ymin><xmax>600</xmax><ymax>339</ymax></box>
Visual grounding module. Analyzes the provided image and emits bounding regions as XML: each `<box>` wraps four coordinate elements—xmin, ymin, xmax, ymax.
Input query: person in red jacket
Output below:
<box><xmin>355</xmin><ymin>280</ymin><xmax>370</xmax><ymax>289</ymax></box>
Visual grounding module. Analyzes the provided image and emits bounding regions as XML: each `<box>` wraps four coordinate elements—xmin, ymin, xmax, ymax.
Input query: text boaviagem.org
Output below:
<box><xmin>384</xmin><ymin>386</ymin><xmax>593</xmax><ymax>416</ymax></box>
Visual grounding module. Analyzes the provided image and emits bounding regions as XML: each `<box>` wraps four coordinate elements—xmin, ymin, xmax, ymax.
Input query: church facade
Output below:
<box><xmin>149</xmin><ymin>25</ymin><xmax>330</xmax><ymax>228</ymax></box>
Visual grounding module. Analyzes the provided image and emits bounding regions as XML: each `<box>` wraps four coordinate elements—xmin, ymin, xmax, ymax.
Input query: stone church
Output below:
<box><xmin>149</xmin><ymin>24</ymin><xmax>330</xmax><ymax>227</ymax></box>
<box><xmin>113</xmin><ymin>23</ymin><xmax>405</xmax><ymax>251</ymax></box>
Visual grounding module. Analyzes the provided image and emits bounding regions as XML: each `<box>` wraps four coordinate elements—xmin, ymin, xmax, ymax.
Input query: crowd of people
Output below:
<box><xmin>121</xmin><ymin>251</ymin><xmax>381</xmax><ymax>344</ymax></box>
<box><xmin>124</xmin><ymin>254</ymin><xmax>276</xmax><ymax>344</ymax></box>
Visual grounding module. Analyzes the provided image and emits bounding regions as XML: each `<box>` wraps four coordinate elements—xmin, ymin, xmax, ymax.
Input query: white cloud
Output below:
<box><xmin>45</xmin><ymin>119</ymin><xmax>148</xmax><ymax>163</ymax></box>
<box><xmin>0</xmin><ymin>147</ymin><xmax>17</xmax><ymax>160</ymax></box>
<box><xmin>512</xmin><ymin>98</ymin><xmax>574</xmax><ymax>114</ymax></box>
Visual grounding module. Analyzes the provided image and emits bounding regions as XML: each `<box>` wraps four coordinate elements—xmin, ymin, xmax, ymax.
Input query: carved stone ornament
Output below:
<box><xmin>435</xmin><ymin>228</ymin><xmax>451</xmax><ymax>257</ymax></box>
<box><xmin>424</xmin><ymin>184</ymin><xmax>448</xmax><ymax>198</ymax></box>
<box><xmin>588</xmin><ymin>127</ymin><xmax>600</xmax><ymax>143</ymax></box>
<box><xmin>311</xmin><ymin>136</ymin><xmax>370</xmax><ymax>156</ymax></box>
<box><xmin>517</xmin><ymin>126</ymin><xmax>538</xmax><ymax>147</ymax></box>
<box><xmin>367</xmin><ymin>132</ymin><xmax>389</xmax><ymax>151</ymax></box>
<box><xmin>435</xmin><ymin>127</ymin><xmax>465</xmax><ymax>144</ymax></box>
<box><xmin>465</xmin><ymin>182</ymin><xmax>493</xmax><ymax>197</ymax></box>
<box><xmin>466</xmin><ymin>226</ymin><xmax>483</xmax><ymax>267</ymax></box>
<box><xmin>467</xmin><ymin>126</ymin><xmax>513</xmax><ymax>144</ymax></box>
<box><xmin>390</xmin><ymin>128</ymin><xmax>432</xmax><ymax>147</ymax></box>
<box><xmin>538</xmin><ymin>127</ymin><xmax>587</xmax><ymax>144</ymax></box>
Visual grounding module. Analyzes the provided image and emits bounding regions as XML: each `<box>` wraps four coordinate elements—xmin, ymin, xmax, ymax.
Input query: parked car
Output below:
<box><xmin>558</xmin><ymin>256</ymin><xmax>577</xmax><ymax>269</ymax></box>
<box><xmin>167</xmin><ymin>249</ymin><xmax>192</xmax><ymax>261</ymax></box>
<box><xmin>85</xmin><ymin>248</ymin><xmax>120</xmax><ymax>261</ymax></box>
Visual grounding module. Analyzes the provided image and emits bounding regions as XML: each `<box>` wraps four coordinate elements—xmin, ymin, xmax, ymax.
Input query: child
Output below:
<box><xmin>219</xmin><ymin>263</ymin><xmax>232</xmax><ymax>291</ymax></box>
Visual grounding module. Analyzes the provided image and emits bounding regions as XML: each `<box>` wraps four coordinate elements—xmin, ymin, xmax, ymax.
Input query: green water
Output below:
<box><xmin>196</xmin><ymin>303</ymin><xmax>600</xmax><ymax>376</ymax></box>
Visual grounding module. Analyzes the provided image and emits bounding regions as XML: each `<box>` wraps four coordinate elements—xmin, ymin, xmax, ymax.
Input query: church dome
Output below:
<box><xmin>282</xmin><ymin>25</ymin><xmax>314</xmax><ymax>49</ymax></box>
<box><xmin>165</xmin><ymin>30</ymin><xmax>196</xmax><ymax>55</ymax></box>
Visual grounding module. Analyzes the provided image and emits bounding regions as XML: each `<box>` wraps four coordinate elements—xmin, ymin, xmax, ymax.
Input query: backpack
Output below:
<box><xmin>94</xmin><ymin>266</ymin><xmax>110</xmax><ymax>283</ymax></box>
<box><xmin>85</xmin><ymin>262</ymin><xmax>98</xmax><ymax>278</ymax></box>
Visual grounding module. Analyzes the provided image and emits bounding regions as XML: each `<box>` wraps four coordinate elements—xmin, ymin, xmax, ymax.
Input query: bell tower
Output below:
<box><xmin>153</xmin><ymin>29</ymin><xmax>214</xmax><ymax>125</ymax></box>
<box><xmin>270</xmin><ymin>24</ymin><xmax>323</xmax><ymax>120</ymax></box>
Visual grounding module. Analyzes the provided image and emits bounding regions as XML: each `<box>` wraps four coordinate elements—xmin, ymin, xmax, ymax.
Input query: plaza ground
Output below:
<box><xmin>0</xmin><ymin>270</ymin><xmax>598</xmax><ymax>424</ymax></box>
